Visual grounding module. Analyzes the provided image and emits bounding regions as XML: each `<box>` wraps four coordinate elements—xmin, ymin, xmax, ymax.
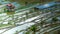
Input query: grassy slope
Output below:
<box><xmin>9</xmin><ymin>0</ymin><xmax>55</xmax><ymax>4</ymax></box>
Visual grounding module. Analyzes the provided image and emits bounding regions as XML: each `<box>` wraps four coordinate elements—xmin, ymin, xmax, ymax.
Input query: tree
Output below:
<box><xmin>14</xmin><ymin>31</ymin><xmax>19</xmax><ymax>34</ymax></box>
<box><xmin>25</xmin><ymin>25</ymin><xmax>38</xmax><ymax>34</ymax></box>
<box><xmin>40</xmin><ymin>21</ymin><xmax>46</xmax><ymax>28</ymax></box>
<box><xmin>29</xmin><ymin>25</ymin><xmax>37</xmax><ymax>34</ymax></box>
<box><xmin>51</xmin><ymin>17</ymin><xmax>58</xmax><ymax>27</ymax></box>
<box><xmin>24</xmin><ymin>31</ymin><xmax>30</xmax><ymax>34</ymax></box>
<box><xmin>52</xmin><ymin>17</ymin><xmax>58</xmax><ymax>23</ymax></box>
<box><xmin>25</xmin><ymin>2</ymin><xmax>28</xmax><ymax>6</ymax></box>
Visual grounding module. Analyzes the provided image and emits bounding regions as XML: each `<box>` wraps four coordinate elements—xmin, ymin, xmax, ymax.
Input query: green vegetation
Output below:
<box><xmin>24</xmin><ymin>25</ymin><xmax>38</xmax><ymax>34</ymax></box>
<box><xmin>18</xmin><ymin>4</ymin><xmax>33</xmax><ymax>10</ymax></box>
<box><xmin>9</xmin><ymin>0</ymin><xmax>55</xmax><ymax>4</ymax></box>
<box><xmin>14</xmin><ymin>31</ymin><xmax>19</xmax><ymax>34</ymax></box>
<box><xmin>0</xmin><ymin>24</ymin><xmax>11</xmax><ymax>28</ymax></box>
<box><xmin>52</xmin><ymin>17</ymin><xmax>58</xmax><ymax>22</ymax></box>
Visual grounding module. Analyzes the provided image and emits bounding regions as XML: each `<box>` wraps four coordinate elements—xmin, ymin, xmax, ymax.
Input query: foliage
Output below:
<box><xmin>29</xmin><ymin>25</ymin><xmax>37</xmax><ymax>32</ymax></box>
<box><xmin>52</xmin><ymin>17</ymin><xmax>58</xmax><ymax>22</ymax></box>
<box><xmin>14</xmin><ymin>31</ymin><xmax>19</xmax><ymax>34</ymax></box>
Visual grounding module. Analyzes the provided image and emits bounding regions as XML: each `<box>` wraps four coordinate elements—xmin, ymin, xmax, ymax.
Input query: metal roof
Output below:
<box><xmin>36</xmin><ymin>2</ymin><xmax>56</xmax><ymax>9</ymax></box>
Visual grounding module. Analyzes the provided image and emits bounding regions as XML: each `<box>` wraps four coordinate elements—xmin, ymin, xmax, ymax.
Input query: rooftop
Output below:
<box><xmin>36</xmin><ymin>2</ymin><xmax>56</xmax><ymax>9</ymax></box>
